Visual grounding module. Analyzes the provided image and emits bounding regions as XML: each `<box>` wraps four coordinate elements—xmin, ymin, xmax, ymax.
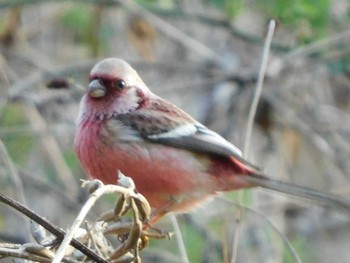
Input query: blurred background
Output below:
<box><xmin>0</xmin><ymin>0</ymin><xmax>350</xmax><ymax>262</ymax></box>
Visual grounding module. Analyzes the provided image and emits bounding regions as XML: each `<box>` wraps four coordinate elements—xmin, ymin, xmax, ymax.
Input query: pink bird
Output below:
<box><xmin>75</xmin><ymin>58</ymin><xmax>349</xmax><ymax>220</ymax></box>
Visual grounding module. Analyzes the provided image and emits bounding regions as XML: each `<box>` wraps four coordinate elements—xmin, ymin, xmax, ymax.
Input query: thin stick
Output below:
<box><xmin>222</xmin><ymin>214</ymin><xmax>229</xmax><ymax>263</ymax></box>
<box><xmin>0</xmin><ymin>247</ymin><xmax>55</xmax><ymax>263</ymax></box>
<box><xmin>282</xmin><ymin>28</ymin><xmax>350</xmax><ymax>63</ymax></box>
<box><xmin>220</xmin><ymin>196</ymin><xmax>302</xmax><ymax>263</ymax></box>
<box><xmin>0</xmin><ymin>140</ymin><xmax>32</xmax><ymax>240</ymax></box>
<box><xmin>229</xmin><ymin>205</ymin><xmax>242</xmax><ymax>263</ymax></box>
<box><xmin>169</xmin><ymin>214</ymin><xmax>189</xmax><ymax>263</ymax></box>
<box><xmin>243</xmin><ymin>20</ymin><xmax>276</xmax><ymax>156</ymax></box>
<box><xmin>0</xmin><ymin>192</ymin><xmax>107</xmax><ymax>263</ymax></box>
<box><xmin>52</xmin><ymin>184</ymin><xmax>137</xmax><ymax>263</ymax></box>
<box><xmin>231</xmin><ymin>20</ymin><xmax>276</xmax><ymax>263</ymax></box>
<box><xmin>0</xmin><ymin>246</ymin><xmax>79</xmax><ymax>263</ymax></box>
<box><xmin>0</xmin><ymin>141</ymin><xmax>27</xmax><ymax>206</ymax></box>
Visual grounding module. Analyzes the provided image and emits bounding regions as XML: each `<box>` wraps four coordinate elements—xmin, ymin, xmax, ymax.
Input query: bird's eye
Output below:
<box><xmin>115</xmin><ymin>79</ymin><xmax>126</xmax><ymax>90</ymax></box>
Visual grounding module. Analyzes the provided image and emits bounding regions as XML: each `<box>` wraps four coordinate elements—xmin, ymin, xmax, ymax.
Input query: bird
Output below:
<box><xmin>74</xmin><ymin>58</ymin><xmax>350</xmax><ymax>220</ymax></box>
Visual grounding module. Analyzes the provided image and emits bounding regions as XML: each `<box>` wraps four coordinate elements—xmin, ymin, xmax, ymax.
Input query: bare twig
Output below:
<box><xmin>0</xmin><ymin>192</ymin><xmax>108</xmax><ymax>263</ymax></box>
<box><xmin>169</xmin><ymin>214</ymin><xmax>189</xmax><ymax>263</ymax></box>
<box><xmin>222</xmin><ymin>214</ymin><xmax>229</xmax><ymax>263</ymax></box>
<box><xmin>282</xmin><ymin>28</ymin><xmax>350</xmax><ymax>64</ymax></box>
<box><xmin>219</xmin><ymin>196</ymin><xmax>303</xmax><ymax>263</ymax></box>
<box><xmin>266</xmin><ymin>28</ymin><xmax>350</xmax><ymax>78</ymax></box>
<box><xmin>0</xmin><ymin>246</ymin><xmax>56</xmax><ymax>263</ymax></box>
<box><xmin>243</xmin><ymin>20</ymin><xmax>276</xmax><ymax>156</ymax></box>
<box><xmin>52</xmin><ymin>177</ymin><xmax>147</xmax><ymax>263</ymax></box>
<box><xmin>0</xmin><ymin>243</ymin><xmax>80</xmax><ymax>262</ymax></box>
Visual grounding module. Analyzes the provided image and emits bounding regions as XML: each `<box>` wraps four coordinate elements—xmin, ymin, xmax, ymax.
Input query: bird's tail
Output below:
<box><xmin>243</xmin><ymin>172</ymin><xmax>350</xmax><ymax>212</ymax></box>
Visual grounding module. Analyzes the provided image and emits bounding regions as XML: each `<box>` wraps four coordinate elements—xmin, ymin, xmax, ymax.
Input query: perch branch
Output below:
<box><xmin>0</xmin><ymin>192</ymin><xmax>107</xmax><ymax>263</ymax></box>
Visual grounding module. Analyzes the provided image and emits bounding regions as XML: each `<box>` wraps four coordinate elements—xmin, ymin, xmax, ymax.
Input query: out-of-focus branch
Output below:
<box><xmin>21</xmin><ymin>104</ymin><xmax>78</xmax><ymax>195</ymax></box>
<box><xmin>231</xmin><ymin>20</ymin><xmax>276</xmax><ymax>263</ymax></box>
<box><xmin>88</xmin><ymin>4</ymin><xmax>104</xmax><ymax>57</ymax></box>
<box><xmin>0</xmin><ymin>6</ymin><xmax>21</xmax><ymax>45</ymax></box>
<box><xmin>169</xmin><ymin>214</ymin><xmax>189</xmax><ymax>263</ymax></box>
<box><xmin>218</xmin><ymin>196</ymin><xmax>303</xmax><ymax>263</ymax></box>
<box><xmin>119</xmin><ymin>0</ymin><xmax>224</xmax><ymax>65</ymax></box>
<box><xmin>0</xmin><ymin>140</ymin><xmax>32</xmax><ymax>240</ymax></box>
<box><xmin>0</xmin><ymin>140</ymin><xmax>27</xmax><ymax>206</ymax></box>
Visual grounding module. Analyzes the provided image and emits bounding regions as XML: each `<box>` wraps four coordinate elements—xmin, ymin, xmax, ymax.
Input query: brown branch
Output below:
<box><xmin>0</xmin><ymin>192</ymin><xmax>108</xmax><ymax>263</ymax></box>
<box><xmin>0</xmin><ymin>245</ymin><xmax>78</xmax><ymax>263</ymax></box>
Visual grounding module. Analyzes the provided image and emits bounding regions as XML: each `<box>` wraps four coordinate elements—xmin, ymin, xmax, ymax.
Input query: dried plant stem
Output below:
<box><xmin>52</xmin><ymin>183</ymin><xmax>138</xmax><ymax>263</ymax></box>
<box><xmin>282</xmin><ymin>28</ymin><xmax>350</xmax><ymax>64</ymax></box>
<box><xmin>229</xmin><ymin>205</ymin><xmax>242</xmax><ymax>263</ymax></box>
<box><xmin>0</xmin><ymin>246</ymin><xmax>80</xmax><ymax>263</ymax></box>
<box><xmin>169</xmin><ymin>214</ymin><xmax>189</xmax><ymax>263</ymax></box>
<box><xmin>0</xmin><ymin>247</ymin><xmax>55</xmax><ymax>263</ymax></box>
<box><xmin>0</xmin><ymin>192</ymin><xmax>107</xmax><ymax>263</ymax></box>
<box><xmin>243</xmin><ymin>20</ymin><xmax>276</xmax><ymax>156</ymax></box>
<box><xmin>231</xmin><ymin>20</ymin><xmax>276</xmax><ymax>263</ymax></box>
<box><xmin>220</xmin><ymin>197</ymin><xmax>302</xmax><ymax>263</ymax></box>
<box><xmin>222</xmin><ymin>214</ymin><xmax>229</xmax><ymax>263</ymax></box>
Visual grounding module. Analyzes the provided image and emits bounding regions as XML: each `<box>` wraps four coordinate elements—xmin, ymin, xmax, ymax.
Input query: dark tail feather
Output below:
<box><xmin>244</xmin><ymin>173</ymin><xmax>350</xmax><ymax>212</ymax></box>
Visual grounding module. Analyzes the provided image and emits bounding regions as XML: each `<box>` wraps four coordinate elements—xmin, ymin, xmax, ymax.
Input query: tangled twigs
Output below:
<box><xmin>0</xmin><ymin>191</ymin><xmax>107</xmax><ymax>262</ymax></box>
<box><xmin>0</xmin><ymin>172</ymin><xmax>170</xmax><ymax>262</ymax></box>
<box><xmin>53</xmin><ymin>171</ymin><xmax>170</xmax><ymax>263</ymax></box>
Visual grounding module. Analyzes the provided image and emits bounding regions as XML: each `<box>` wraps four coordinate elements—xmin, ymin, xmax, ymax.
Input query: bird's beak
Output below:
<box><xmin>88</xmin><ymin>79</ymin><xmax>106</xmax><ymax>98</ymax></box>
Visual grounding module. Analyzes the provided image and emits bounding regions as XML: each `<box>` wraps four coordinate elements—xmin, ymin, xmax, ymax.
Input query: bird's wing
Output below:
<box><xmin>108</xmin><ymin>106</ymin><xmax>260</xmax><ymax>171</ymax></box>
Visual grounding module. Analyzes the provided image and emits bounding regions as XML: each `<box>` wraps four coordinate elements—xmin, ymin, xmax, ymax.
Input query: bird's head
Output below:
<box><xmin>83</xmin><ymin>58</ymin><xmax>150</xmax><ymax>118</ymax></box>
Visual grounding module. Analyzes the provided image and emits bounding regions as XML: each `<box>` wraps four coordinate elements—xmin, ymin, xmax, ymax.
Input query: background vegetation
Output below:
<box><xmin>0</xmin><ymin>0</ymin><xmax>350</xmax><ymax>262</ymax></box>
